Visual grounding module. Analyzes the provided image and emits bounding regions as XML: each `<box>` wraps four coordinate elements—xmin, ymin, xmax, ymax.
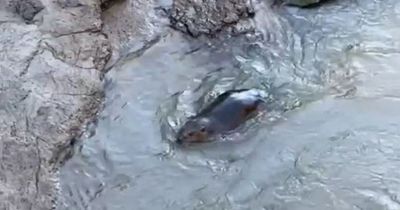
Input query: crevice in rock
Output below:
<box><xmin>20</xmin><ymin>42</ymin><xmax>42</xmax><ymax>77</ymax></box>
<box><xmin>23</xmin><ymin>115</ymin><xmax>42</xmax><ymax>205</ymax></box>
<box><xmin>55</xmin><ymin>92</ymin><xmax>100</xmax><ymax>96</ymax></box>
<box><xmin>41</xmin><ymin>31</ymin><xmax>111</xmax><ymax>72</ymax></box>
<box><xmin>53</xmin><ymin>28</ymin><xmax>101</xmax><ymax>38</ymax></box>
<box><xmin>50</xmin><ymin>90</ymin><xmax>105</xmax><ymax>168</ymax></box>
<box><xmin>34</xmin><ymin>136</ymin><xmax>42</xmax><ymax>200</ymax></box>
<box><xmin>100</xmin><ymin>0</ymin><xmax>126</xmax><ymax>11</ymax></box>
<box><xmin>42</xmin><ymin>42</ymin><xmax>98</xmax><ymax>71</ymax></box>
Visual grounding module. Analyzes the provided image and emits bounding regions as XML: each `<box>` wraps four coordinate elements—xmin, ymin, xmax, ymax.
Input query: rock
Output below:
<box><xmin>284</xmin><ymin>0</ymin><xmax>324</xmax><ymax>7</ymax></box>
<box><xmin>0</xmin><ymin>23</ymin><xmax>41</xmax><ymax>76</ymax></box>
<box><xmin>6</xmin><ymin>0</ymin><xmax>44</xmax><ymax>22</ymax></box>
<box><xmin>101</xmin><ymin>0</ymin><xmax>161</xmax><ymax>69</ymax></box>
<box><xmin>39</xmin><ymin>0</ymin><xmax>102</xmax><ymax>36</ymax></box>
<box><xmin>170</xmin><ymin>0</ymin><xmax>255</xmax><ymax>37</ymax></box>
<box><xmin>0</xmin><ymin>0</ymin><xmax>111</xmax><ymax>209</ymax></box>
<box><xmin>42</xmin><ymin>33</ymin><xmax>111</xmax><ymax>70</ymax></box>
<box><xmin>0</xmin><ymin>22</ymin><xmax>54</xmax><ymax>210</ymax></box>
<box><xmin>57</xmin><ymin>0</ymin><xmax>85</xmax><ymax>8</ymax></box>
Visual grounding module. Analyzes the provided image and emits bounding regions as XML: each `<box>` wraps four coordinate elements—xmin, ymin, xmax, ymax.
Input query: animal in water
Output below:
<box><xmin>176</xmin><ymin>89</ymin><xmax>267</xmax><ymax>145</ymax></box>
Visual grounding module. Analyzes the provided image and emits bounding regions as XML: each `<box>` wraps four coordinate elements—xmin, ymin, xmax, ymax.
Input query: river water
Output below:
<box><xmin>57</xmin><ymin>0</ymin><xmax>400</xmax><ymax>209</ymax></box>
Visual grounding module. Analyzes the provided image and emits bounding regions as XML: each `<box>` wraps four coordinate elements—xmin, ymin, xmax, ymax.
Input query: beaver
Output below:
<box><xmin>176</xmin><ymin>89</ymin><xmax>268</xmax><ymax>145</ymax></box>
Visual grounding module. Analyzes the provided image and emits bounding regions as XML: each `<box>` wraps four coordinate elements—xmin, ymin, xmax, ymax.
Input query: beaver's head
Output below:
<box><xmin>176</xmin><ymin>117</ymin><xmax>215</xmax><ymax>145</ymax></box>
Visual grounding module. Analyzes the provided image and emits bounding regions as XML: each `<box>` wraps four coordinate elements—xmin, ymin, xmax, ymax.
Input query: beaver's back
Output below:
<box><xmin>197</xmin><ymin>89</ymin><xmax>266</xmax><ymax>132</ymax></box>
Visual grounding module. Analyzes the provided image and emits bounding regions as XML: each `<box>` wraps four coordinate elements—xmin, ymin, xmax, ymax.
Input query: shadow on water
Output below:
<box><xmin>57</xmin><ymin>0</ymin><xmax>400</xmax><ymax>209</ymax></box>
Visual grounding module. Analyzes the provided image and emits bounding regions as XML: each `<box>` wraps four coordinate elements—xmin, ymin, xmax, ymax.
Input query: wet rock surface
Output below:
<box><xmin>0</xmin><ymin>0</ymin><xmax>111</xmax><ymax>209</ymax></box>
<box><xmin>170</xmin><ymin>0</ymin><xmax>255</xmax><ymax>37</ymax></box>
<box><xmin>101</xmin><ymin>0</ymin><xmax>161</xmax><ymax>68</ymax></box>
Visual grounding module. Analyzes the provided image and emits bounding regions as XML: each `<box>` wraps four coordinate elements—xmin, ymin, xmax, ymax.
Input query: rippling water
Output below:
<box><xmin>58</xmin><ymin>0</ymin><xmax>400</xmax><ymax>209</ymax></box>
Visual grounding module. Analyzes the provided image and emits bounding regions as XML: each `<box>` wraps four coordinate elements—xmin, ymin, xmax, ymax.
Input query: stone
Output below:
<box><xmin>0</xmin><ymin>0</ymin><xmax>111</xmax><ymax>208</ymax></box>
<box><xmin>39</xmin><ymin>0</ymin><xmax>102</xmax><ymax>36</ymax></box>
<box><xmin>57</xmin><ymin>0</ymin><xmax>85</xmax><ymax>8</ymax></box>
<box><xmin>101</xmin><ymin>0</ymin><xmax>161</xmax><ymax>69</ymax></box>
<box><xmin>6</xmin><ymin>0</ymin><xmax>44</xmax><ymax>22</ymax></box>
<box><xmin>170</xmin><ymin>0</ymin><xmax>255</xmax><ymax>37</ymax></box>
<box><xmin>41</xmin><ymin>33</ymin><xmax>111</xmax><ymax>70</ymax></box>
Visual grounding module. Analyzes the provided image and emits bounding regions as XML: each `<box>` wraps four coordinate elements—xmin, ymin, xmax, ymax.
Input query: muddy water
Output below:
<box><xmin>58</xmin><ymin>0</ymin><xmax>400</xmax><ymax>209</ymax></box>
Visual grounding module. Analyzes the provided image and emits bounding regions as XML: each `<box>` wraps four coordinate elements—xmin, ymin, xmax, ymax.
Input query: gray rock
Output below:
<box><xmin>57</xmin><ymin>0</ymin><xmax>85</xmax><ymax>8</ymax></box>
<box><xmin>0</xmin><ymin>22</ymin><xmax>54</xmax><ymax>210</ymax></box>
<box><xmin>101</xmin><ymin>0</ymin><xmax>161</xmax><ymax>69</ymax></box>
<box><xmin>0</xmin><ymin>0</ymin><xmax>167</xmax><ymax>208</ymax></box>
<box><xmin>0</xmin><ymin>0</ymin><xmax>111</xmax><ymax>209</ymax></box>
<box><xmin>42</xmin><ymin>33</ymin><xmax>111</xmax><ymax>70</ymax></box>
<box><xmin>39</xmin><ymin>0</ymin><xmax>102</xmax><ymax>36</ymax></box>
<box><xmin>6</xmin><ymin>0</ymin><xmax>44</xmax><ymax>22</ymax></box>
<box><xmin>170</xmin><ymin>0</ymin><xmax>255</xmax><ymax>37</ymax></box>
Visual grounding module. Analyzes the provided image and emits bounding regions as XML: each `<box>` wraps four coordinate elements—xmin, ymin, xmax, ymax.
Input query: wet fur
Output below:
<box><xmin>196</xmin><ymin>89</ymin><xmax>250</xmax><ymax>117</ymax></box>
<box><xmin>177</xmin><ymin>89</ymin><xmax>266</xmax><ymax>144</ymax></box>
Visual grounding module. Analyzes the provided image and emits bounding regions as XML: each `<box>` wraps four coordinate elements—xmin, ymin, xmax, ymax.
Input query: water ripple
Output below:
<box><xmin>58</xmin><ymin>0</ymin><xmax>400</xmax><ymax>209</ymax></box>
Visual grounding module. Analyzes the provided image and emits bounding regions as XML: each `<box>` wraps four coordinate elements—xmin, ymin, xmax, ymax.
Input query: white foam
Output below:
<box><xmin>230</xmin><ymin>89</ymin><xmax>268</xmax><ymax>101</ymax></box>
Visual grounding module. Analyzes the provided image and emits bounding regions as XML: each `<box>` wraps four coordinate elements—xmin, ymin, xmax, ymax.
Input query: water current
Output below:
<box><xmin>58</xmin><ymin>0</ymin><xmax>400</xmax><ymax>209</ymax></box>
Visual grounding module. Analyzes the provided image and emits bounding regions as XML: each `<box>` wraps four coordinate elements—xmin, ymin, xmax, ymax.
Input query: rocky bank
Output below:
<box><xmin>0</xmin><ymin>0</ymin><xmax>112</xmax><ymax>208</ymax></box>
